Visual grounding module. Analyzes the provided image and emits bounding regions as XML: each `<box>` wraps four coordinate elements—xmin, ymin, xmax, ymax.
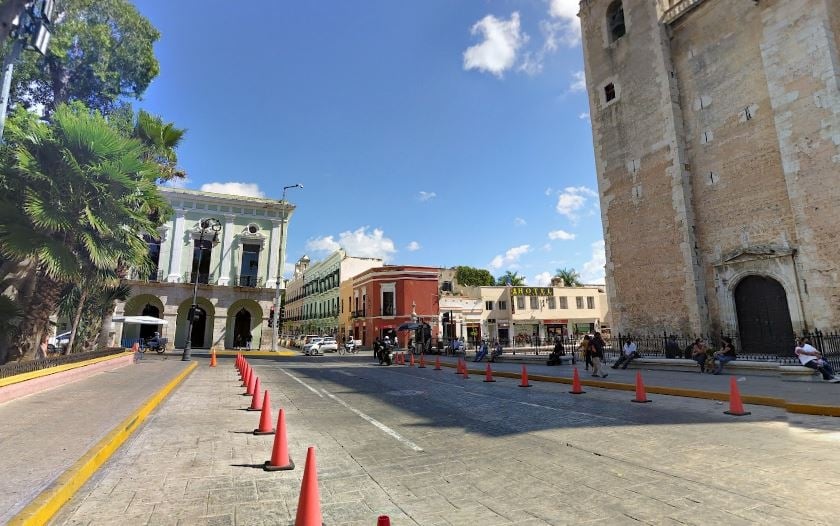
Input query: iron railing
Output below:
<box><xmin>803</xmin><ymin>329</ymin><xmax>840</xmax><ymax>371</ymax></box>
<box><xmin>184</xmin><ymin>272</ymin><xmax>215</xmax><ymax>285</ymax></box>
<box><xmin>0</xmin><ymin>347</ymin><xmax>128</xmax><ymax>380</ymax></box>
<box><xmin>126</xmin><ymin>269</ymin><xmax>164</xmax><ymax>282</ymax></box>
<box><xmin>233</xmin><ymin>275</ymin><xmax>263</xmax><ymax>288</ymax></box>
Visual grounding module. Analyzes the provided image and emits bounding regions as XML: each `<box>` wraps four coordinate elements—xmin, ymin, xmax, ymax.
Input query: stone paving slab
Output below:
<box><xmin>51</xmin><ymin>358</ymin><xmax>840</xmax><ymax>525</ymax></box>
<box><xmin>0</xmin><ymin>356</ymin><xmax>191</xmax><ymax>524</ymax></box>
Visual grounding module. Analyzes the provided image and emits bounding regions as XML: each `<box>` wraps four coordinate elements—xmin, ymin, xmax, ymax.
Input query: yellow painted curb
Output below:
<box><xmin>9</xmin><ymin>361</ymin><xmax>198</xmax><ymax>526</ymax></box>
<box><xmin>215</xmin><ymin>350</ymin><xmax>297</xmax><ymax>357</ymax></box>
<box><xmin>0</xmin><ymin>352</ymin><xmax>134</xmax><ymax>389</ymax></box>
<box><xmin>446</xmin><ymin>362</ymin><xmax>838</xmax><ymax>416</ymax></box>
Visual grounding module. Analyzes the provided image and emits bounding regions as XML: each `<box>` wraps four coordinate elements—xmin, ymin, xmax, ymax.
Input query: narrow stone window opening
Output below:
<box><xmin>607</xmin><ymin>1</ymin><xmax>626</xmax><ymax>42</ymax></box>
<box><xmin>744</xmin><ymin>106</ymin><xmax>752</xmax><ymax>120</ymax></box>
<box><xmin>604</xmin><ymin>83</ymin><xmax>616</xmax><ymax>102</ymax></box>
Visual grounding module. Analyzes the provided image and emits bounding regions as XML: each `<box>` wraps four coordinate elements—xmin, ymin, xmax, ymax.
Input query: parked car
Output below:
<box><xmin>303</xmin><ymin>337</ymin><xmax>325</xmax><ymax>355</ymax></box>
<box><xmin>297</xmin><ymin>334</ymin><xmax>321</xmax><ymax>349</ymax></box>
<box><xmin>48</xmin><ymin>331</ymin><xmax>71</xmax><ymax>354</ymax></box>
<box><xmin>315</xmin><ymin>337</ymin><xmax>338</xmax><ymax>353</ymax></box>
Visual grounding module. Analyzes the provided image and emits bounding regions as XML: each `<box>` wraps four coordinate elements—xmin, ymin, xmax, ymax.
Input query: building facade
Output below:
<box><xmin>351</xmin><ymin>265</ymin><xmax>440</xmax><ymax>348</ymax></box>
<box><xmin>114</xmin><ymin>187</ymin><xmax>295</xmax><ymax>350</ymax></box>
<box><xmin>284</xmin><ymin>251</ymin><xmax>383</xmax><ymax>338</ymax></box>
<box><xmin>580</xmin><ymin>0</ymin><xmax>840</xmax><ymax>354</ymax></box>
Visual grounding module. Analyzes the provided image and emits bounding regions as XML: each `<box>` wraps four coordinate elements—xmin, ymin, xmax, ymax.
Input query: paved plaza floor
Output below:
<box><xmin>42</xmin><ymin>354</ymin><xmax>840</xmax><ymax>525</ymax></box>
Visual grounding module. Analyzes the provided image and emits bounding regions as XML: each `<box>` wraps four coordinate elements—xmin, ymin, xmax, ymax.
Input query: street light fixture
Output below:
<box><xmin>182</xmin><ymin>217</ymin><xmax>221</xmax><ymax>361</ymax></box>
<box><xmin>272</xmin><ymin>183</ymin><xmax>302</xmax><ymax>352</ymax></box>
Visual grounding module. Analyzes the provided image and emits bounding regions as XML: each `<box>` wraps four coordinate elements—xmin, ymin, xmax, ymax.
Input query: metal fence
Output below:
<box><xmin>803</xmin><ymin>329</ymin><xmax>840</xmax><ymax>371</ymax></box>
<box><xmin>0</xmin><ymin>347</ymin><xmax>128</xmax><ymax>380</ymax></box>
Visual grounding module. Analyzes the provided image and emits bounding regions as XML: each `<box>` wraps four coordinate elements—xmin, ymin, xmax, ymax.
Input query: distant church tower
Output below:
<box><xmin>578</xmin><ymin>0</ymin><xmax>840</xmax><ymax>354</ymax></box>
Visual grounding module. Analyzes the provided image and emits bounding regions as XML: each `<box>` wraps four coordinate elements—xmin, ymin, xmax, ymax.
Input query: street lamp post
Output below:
<box><xmin>272</xmin><ymin>183</ymin><xmax>302</xmax><ymax>352</ymax></box>
<box><xmin>182</xmin><ymin>217</ymin><xmax>221</xmax><ymax>361</ymax></box>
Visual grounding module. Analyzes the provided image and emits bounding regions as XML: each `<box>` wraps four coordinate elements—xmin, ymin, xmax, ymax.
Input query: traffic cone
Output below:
<box><xmin>631</xmin><ymin>371</ymin><xmax>651</xmax><ymax>403</ymax></box>
<box><xmin>241</xmin><ymin>364</ymin><xmax>251</xmax><ymax>387</ymax></box>
<box><xmin>209</xmin><ymin>350</ymin><xmax>217</xmax><ymax>367</ymax></box>
<box><xmin>519</xmin><ymin>365</ymin><xmax>531</xmax><ymax>387</ymax></box>
<box><xmin>248</xmin><ymin>377</ymin><xmax>263</xmax><ymax>410</ymax></box>
<box><xmin>409</xmin><ymin>353</ymin><xmax>415</xmax><ymax>367</ymax></box>
<box><xmin>377</xmin><ymin>516</ymin><xmax>391</xmax><ymax>526</ymax></box>
<box><xmin>483</xmin><ymin>363</ymin><xmax>496</xmax><ymax>382</ymax></box>
<box><xmin>245</xmin><ymin>372</ymin><xmax>257</xmax><ymax>396</ymax></box>
<box><xmin>264</xmin><ymin>409</ymin><xmax>295</xmax><ymax>471</ymax></box>
<box><xmin>253</xmin><ymin>390</ymin><xmax>275</xmax><ymax>435</ymax></box>
<box><xmin>462</xmin><ymin>364</ymin><xmax>469</xmax><ymax>379</ymax></box>
<box><xmin>235</xmin><ymin>354</ymin><xmax>240</xmax><ymax>370</ymax></box>
<box><xmin>294</xmin><ymin>447</ymin><xmax>322</xmax><ymax>525</ymax></box>
<box><xmin>724</xmin><ymin>377</ymin><xmax>751</xmax><ymax>416</ymax></box>
<box><xmin>455</xmin><ymin>358</ymin><xmax>463</xmax><ymax>374</ymax></box>
<box><xmin>419</xmin><ymin>354</ymin><xmax>426</xmax><ymax>368</ymax></box>
<box><xmin>569</xmin><ymin>367</ymin><xmax>585</xmax><ymax>394</ymax></box>
<box><xmin>434</xmin><ymin>356</ymin><xmax>441</xmax><ymax>370</ymax></box>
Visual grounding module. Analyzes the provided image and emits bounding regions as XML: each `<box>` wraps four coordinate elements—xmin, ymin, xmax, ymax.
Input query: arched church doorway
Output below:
<box><xmin>735</xmin><ymin>275</ymin><xmax>794</xmax><ymax>356</ymax></box>
<box><xmin>233</xmin><ymin>308</ymin><xmax>252</xmax><ymax>349</ymax></box>
<box><xmin>191</xmin><ymin>306</ymin><xmax>207</xmax><ymax>348</ymax></box>
<box><xmin>140</xmin><ymin>304</ymin><xmax>160</xmax><ymax>341</ymax></box>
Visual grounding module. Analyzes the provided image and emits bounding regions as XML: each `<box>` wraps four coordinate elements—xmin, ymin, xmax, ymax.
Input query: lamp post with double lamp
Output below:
<box><xmin>272</xmin><ymin>183</ymin><xmax>302</xmax><ymax>352</ymax></box>
<box><xmin>182</xmin><ymin>217</ymin><xmax>222</xmax><ymax>361</ymax></box>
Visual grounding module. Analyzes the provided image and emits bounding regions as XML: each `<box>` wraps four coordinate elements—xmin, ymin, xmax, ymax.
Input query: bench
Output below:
<box><xmin>624</xmin><ymin>358</ymin><xmax>820</xmax><ymax>379</ymax></box>
<box><xmin>492</xmin><ymin>353</ymin><xmax>574</xmax><ymax>365</ymax></box>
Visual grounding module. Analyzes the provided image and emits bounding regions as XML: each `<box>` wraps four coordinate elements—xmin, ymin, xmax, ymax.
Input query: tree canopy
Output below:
<box><xmin>10</xmin><ymin>0</ymin><xmax>160</xmax><ymax>115</ymax></box>
<box><xmin>554</xmin><ymin>267</ymin><xmax>582</xmax><ymax>287</ymax></box>
<box><xmin>454</xmin><ymin>266</ymin><xmax>496</xmax><ymax>287</ymax></box>
<box><xmin>496</xmin><ymin>271</ymin><xmax>525</xmax><ymax>286</ymax></box>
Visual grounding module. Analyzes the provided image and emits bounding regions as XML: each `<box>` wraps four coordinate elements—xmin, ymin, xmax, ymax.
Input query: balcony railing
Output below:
<box><xmin>184</xmin><ymin>272</ymin><xmax>215</xmax><ymax>285</ymax></box>
<box><xmin>233</xmin><ymin>275</ymin><xmax>263</xmax><ymax>288</ymax></box>
<box><xmin>126</xmin><ymin>269</ymin><xmax>164</xmax><ymax>282</ymax></box>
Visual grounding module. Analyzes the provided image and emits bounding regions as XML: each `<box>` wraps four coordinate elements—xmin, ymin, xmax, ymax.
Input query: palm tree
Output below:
<box><xmin>0</xmin><ymin>104</ymin><xmax>168</xmax><ymax>362</ymax></box>
<box><xmin>133</xmin><ymin>109</ymin><xmax>186</xmax><ymax>183</ymax></box>
<box><xmin>497</xmin><ymin>271</ymin><xmax>526</xmax><ymax>286</ymax></box>
<box><xmin>554</xmin><ymin>268</ymin><xmax>582</xmax><ymax>287</ymax></box>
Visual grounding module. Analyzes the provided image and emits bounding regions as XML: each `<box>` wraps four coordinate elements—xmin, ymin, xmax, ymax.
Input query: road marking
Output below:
<box><xmin>280</xmin><ymin>369</ymin><xmax>323</xmax><ymax>398</ymax></box>
<box><xmin>321</xmin><ymin>388</ymin><xmax>424</xmax><ymax>452</ymax></box>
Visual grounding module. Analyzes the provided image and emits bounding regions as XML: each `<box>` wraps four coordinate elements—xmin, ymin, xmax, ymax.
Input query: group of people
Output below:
<box><xmin>577</xmin><ymin>332</ymin><xmax>609</xmax><ymax>378</ymax></box>
<box><xmin>687</xmin><ymin>336</ymin><xmax>737</xmax><ymax>375</ymax></box>
<box><xmin>473</xmin><ymin>339</ymin><xmax>503</xmax><ymax>362</ymax></box>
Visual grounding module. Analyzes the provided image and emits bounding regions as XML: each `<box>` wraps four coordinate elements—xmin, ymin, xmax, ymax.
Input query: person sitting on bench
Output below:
<box><xmin>612</xmin><ymin>337</ymin><xmax>639</xmax><ymax>369</ymax></box>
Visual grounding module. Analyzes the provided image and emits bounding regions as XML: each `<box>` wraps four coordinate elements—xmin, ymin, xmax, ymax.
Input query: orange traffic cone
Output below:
<box><xmin>631</xmin><ymin>371</ymin><xmax>651</xmax><ymax>403</ymax></box>
<box><xmin>483</xmin><ymin>363</ymin><xmax>496</xmax><ymax>382</ymax></box>
<box><xmin>264</xmin><ymin>408</ymin><xmax>295</xmax><ymax>471</ymax></box>
<box><xmin>241</xmin><ymin>364</ymin><xmax>251</xmax><ymax>386</ymax></box>
<box><xmin>254</xmin><ymin>391</ymin><xmax>275</xmax><ymax>435</ymax></box>
<box><xmin>724</xmin><ymin>377</ymin><xmax>751</xmax><ymax>416</ymax></box>
<box><xmin>235</xmin><ymin>354</ymin><xmax>240</xmax><ymax>370</ymax></box>
<box><xmin>455</xmin><ymin>358</ymin><xmax>463</xmax><ymax>374</ymax></box>
<box><xmin>569</xmin><ymin>367</ymin><xmax>585</xmax><ymax>394</ymax></box>
<box><xmin>409</xmin><ymin>353</ymin><xmax>415</xmax><ymax>367</ymax></box>
<box><xmin>210</xmin><ymin>350</ymin><xmax>217</xmax><ymax>367</ymax></box>
<box><xmin>245</xmin><ymin>372</ymin><xmax>257</xmax><ymax>396</ymax></box>
<box><xmin>419</xmin><ymin>354</ymin><xmax>426</xmax><ymax>368</ymax></box>
<box><xmin>294</xmin><ymin>447</ymin><xmax>322</xmax><ymax>525</ymax></box>
<box><xmin>434</xmin><ymin>356</ymin><xmax>441</xmax><ymax>370</ymax></box>
<box><xmin>248</xmin><ymin>377</ymin><xmax>263</xmax><ymax>410</ymax></box>
<box><xmin>519</xmin><ymin>365</ymin><xmax>531</xmax><ymax>387</ymax></box>
<box><xmin>462</xmin><ymin>363</ymin><xmax>469</xmax><ymax>379</ymax></box>
<box><xmin>377</xmin><ymin>516</ymin><xmax>391</xmax><ymax>526</ymax></box>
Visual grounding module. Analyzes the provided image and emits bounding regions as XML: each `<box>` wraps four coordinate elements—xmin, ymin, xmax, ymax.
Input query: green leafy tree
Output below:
<box><xmin>454</xmin><ymin>266</ymin><xmax>496</xmax><ymax>287</ymax></box>
<box><xmin>554</xmin><ymin>268</ymin><xmax>582</xmax><ymax>287</ymax></box>
<box><xmin>496</xmin><ymin>271</ymin><xmax>526</xmax><ymax>286</ymax></box>
<box><xmin>10</xmin><ymin>0</ymin><xmax>160</xmax><ymax>115</ymax></box>
<box><xmin>0</xmin><ymin>104</ymin><xmax>169</xmax><ymax>362</ymax></box>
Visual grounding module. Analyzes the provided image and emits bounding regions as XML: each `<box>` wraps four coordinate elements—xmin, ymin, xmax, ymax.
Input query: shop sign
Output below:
<box><xmin>543</xmin><ymin>319</ymin><xmax>568</xmax><ymax>324</ymax></box>
<box><xmin>509</xmin><ymin>286</ymin><xmax>553</xmax><ymax>296</ymax></box>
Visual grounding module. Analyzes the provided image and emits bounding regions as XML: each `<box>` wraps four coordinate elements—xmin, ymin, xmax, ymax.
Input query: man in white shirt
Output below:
<box><xmin>795</xmin><ymin>338</ymin><xmax>839</xmax><ymax>382</ymax></box>
<box><xmin>612</xmin><ymin>336</ymin><xmax>638</xmax><ymax>370</ymax></box>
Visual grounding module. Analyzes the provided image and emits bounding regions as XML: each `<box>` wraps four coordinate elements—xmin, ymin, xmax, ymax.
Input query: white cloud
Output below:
<box><xmin>306</xmin><ymin>227</ymin><xmax>397</xmax><ymax>262</ymax></box>
<box><xmin>200</xmin><ymin>182</ymin><xmax>265</xmax><ymax>198</ymax></box>
<box><xmin>547</xmin><ymin>0</ymin><xmax>582</xmax><ymax>47</ymax></box>
<box><xmin>569</xmin><ymin>70</ymin><xmax>586</xmax><ymax>92</ymax></box>
<box><xmin>162</xmin><ymin>177</ymin><xmax>189</xmax><ymax>189</ymax></box>
<box><xmin>463</xmin><ymin>12</ymin><xmax>526</xmax><ymax>78</ymax></box>
<box><xmin>532</xmin><ymin>271</ymin><xmax>553</xmax><ymax>286</ymax></box>
<box><xmin>489</xmin><ymin>244</ymin><xmax>530</xmax><ymax>270</ymax></box>
<box><xmin>514</xmin><ymin>217</ymin><xmax>527</xmax><ymax>226</ymax></box>
<box><xmin>542</xmin><ymin>243</ymin><xmax>552</xmax><ymax>251</ymax></box>
<box><xmin>406</xmin><ymin>241</ymin><xmax>421</xmax><ymax>251</ymax></box>
<box><xmin>581</xmin><ymin>240</ymin><xmax>606</xmax><ymax>284</ymax></box>
<box><xmin>555</xmin><ymin>186</ymin><xmax>598</xmax><ymax>221</ymax></box>
<box><xmin>578</xmin><ymin>112</ymin><xmax>590</xmax><ymax>120</ymax></box>
<box><xmin>418</xmin><ymin>191</ymin><xmax>437</xmax><ymax>202</ymax></box>
<box><xmin>548</xmin><ymin>229</ymin><xmax>575</xmax><ymax>240</ymax></box>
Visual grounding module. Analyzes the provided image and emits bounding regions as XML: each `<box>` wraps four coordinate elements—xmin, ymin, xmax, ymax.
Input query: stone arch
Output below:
<box><xmin>121</xmin><ymin>294</ymin><xmax>165</xmax><ymax>345</ymax></box>
<box><xmin>224</xmin><ymin>299</ymin><xmax>264</xmax><ymax>350</ymax></box>
<box><xmin>175</xmin><ymin>297</ymin><xmax>215</xmax><ymax>349</ymax></box>
<box><xmin>606</xmin><ymin>0</ymin><xmax>625</xmax><ymax>43</ymax></box>
<box><xmin>728</xmin><ymin>272</ymin><xmax>796</xmax><ymax>356</ymax></box>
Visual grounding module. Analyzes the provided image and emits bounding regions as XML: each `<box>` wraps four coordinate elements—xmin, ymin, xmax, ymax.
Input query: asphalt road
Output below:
<box><xmin>52</xmin><ymin>354</ymin><xmax>840</xmax><ymax>525</ymax></box>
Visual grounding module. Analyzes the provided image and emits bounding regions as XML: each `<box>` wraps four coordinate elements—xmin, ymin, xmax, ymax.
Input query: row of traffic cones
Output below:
<box><xmin>233</xmin><ymin>354</ymin><xmax>323</xmax><ymax>524</ymax></box>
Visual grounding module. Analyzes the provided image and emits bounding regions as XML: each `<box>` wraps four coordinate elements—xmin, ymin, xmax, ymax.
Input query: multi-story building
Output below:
<box><xmin>284</xmin><ymin>251</ymin><xmax>383</xmax><ymax>337</ymax></box>
<box><xmin>580</xmin><ymin>0</ymin><xmax>840</xmax><ymax>354</ymax></box>
<box><xmin>351</xmin><ymin>265</ymin><xmax>440</xmax><ymax>348</ymax></box>
<box><xmin>113</xmin><ymin>187</ymin><xmax>295</xmax><ymax>350</ymax></box>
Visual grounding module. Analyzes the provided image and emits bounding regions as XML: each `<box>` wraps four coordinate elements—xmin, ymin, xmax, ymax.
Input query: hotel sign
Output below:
<box><xmin>509</xmin><ymin>287</ymin><xmax>553</xmax><ymax>296</ymax></box>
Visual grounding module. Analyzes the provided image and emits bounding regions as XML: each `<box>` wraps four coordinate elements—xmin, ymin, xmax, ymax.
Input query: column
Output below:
<box><xmin>265</xmin><ymin>218</ymin><xmax>282</xmax><ymax>289</ymax></box>
<box><xmin>216</xmin><ymin>214</ymin><xmax>235</xmax><ymax>286</ymax></box>
<box><xmin>167</xmin><ymin>209</ymin><xmax>186</xmax><ymax>283</ymax></box>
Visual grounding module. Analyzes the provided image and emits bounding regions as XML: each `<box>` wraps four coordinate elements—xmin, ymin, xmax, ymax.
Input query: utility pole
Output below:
<box><xmin>271</xmin><ymin>183</ymin><xmax>302</xmax><ymax>351</ymax></box>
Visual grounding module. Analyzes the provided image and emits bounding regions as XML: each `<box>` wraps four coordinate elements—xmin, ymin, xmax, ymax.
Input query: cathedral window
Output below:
<box><xmin>604</xmin><ymin>83</ymin><xmax>616</xmax><ymax>102</ymax></box>
<box><xmin>607</xmin><ymin>1</ymin><xmax>626</xmax><ymax>42</ymax></box>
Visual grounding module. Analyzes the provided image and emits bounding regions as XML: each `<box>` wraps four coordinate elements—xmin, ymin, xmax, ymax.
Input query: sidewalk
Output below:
<box><xmin>0</xmin><ymin>356</ymin><xmax>192</xmax><ymax>524</ymax></box>
<box><xmin>430</xmin><ymin>353</ymin><xmax>840</xmax><ymax>410</ymax></box>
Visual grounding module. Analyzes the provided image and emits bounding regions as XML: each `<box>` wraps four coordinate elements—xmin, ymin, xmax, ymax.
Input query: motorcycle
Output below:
<box><xmin>376</xmin><ymin>340</ymin><xmax>393</xmax><ymax>366</ymax></box>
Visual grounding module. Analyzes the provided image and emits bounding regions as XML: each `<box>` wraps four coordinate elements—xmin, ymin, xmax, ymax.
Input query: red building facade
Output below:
<box><xmin>350</xmin><ymin>265</ymin><xmax>440</xmax><ymax>347</ymax></box>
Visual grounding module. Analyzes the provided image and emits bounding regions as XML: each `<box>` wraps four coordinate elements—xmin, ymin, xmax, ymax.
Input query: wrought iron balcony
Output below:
<box><xmin>184</xmin><ymin>272</ymin><xmax>215</xmax><ymax>285</ymax></box>
<box><xmin>233</xmin><ymin>275</ymin><xmax>263</xmax><ymax>288</ymax></box>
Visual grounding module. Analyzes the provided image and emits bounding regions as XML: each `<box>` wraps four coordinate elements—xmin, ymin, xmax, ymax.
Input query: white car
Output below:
<box><xmin>303</xmin><ymin>337</ymin><xmax>325</xmax><ymax>355</ymax></box>
<box><xmin>48</xmin><ymin>331</ymin><xmax>71</xmax><ymax>354</ymax></box>
<box><xmin>315</xmin><ymin>338</ymin><xmax>338</xmax><ymax>353</ymax></box>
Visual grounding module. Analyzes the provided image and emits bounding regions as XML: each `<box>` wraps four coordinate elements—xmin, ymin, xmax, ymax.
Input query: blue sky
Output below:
<box><xmin>132</xmin><ymin>0</ymin><xmax>604</xmax><ymax>284</ymax></box>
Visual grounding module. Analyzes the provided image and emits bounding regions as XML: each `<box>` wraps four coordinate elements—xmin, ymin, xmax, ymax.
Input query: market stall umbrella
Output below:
<box><xmin>397</xmin><ymin>322</ymin><xmax>423</xmax><ymax>331</ymax></box>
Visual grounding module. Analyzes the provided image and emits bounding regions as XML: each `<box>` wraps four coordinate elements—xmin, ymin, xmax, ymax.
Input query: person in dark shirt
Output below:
<box><xmin>712</xmin><ymin>337</ymin><xmax>737</xmax><ymax>375</ymax></box>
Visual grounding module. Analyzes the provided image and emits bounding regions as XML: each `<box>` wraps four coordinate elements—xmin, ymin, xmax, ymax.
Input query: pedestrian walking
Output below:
<box><xmin>590</xmin><ymin>332</ymin><xmax>608</xmax><ymax>378</ymax></box>
<box><xmin>795</xmin><ymin>337</ymin><xmax>840</xmax><ymax>382</ymax></box>
<box><xmin>578</xmin><ymin>335</ymin><xmax>593</xmax><ymax>371</ymax></box>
